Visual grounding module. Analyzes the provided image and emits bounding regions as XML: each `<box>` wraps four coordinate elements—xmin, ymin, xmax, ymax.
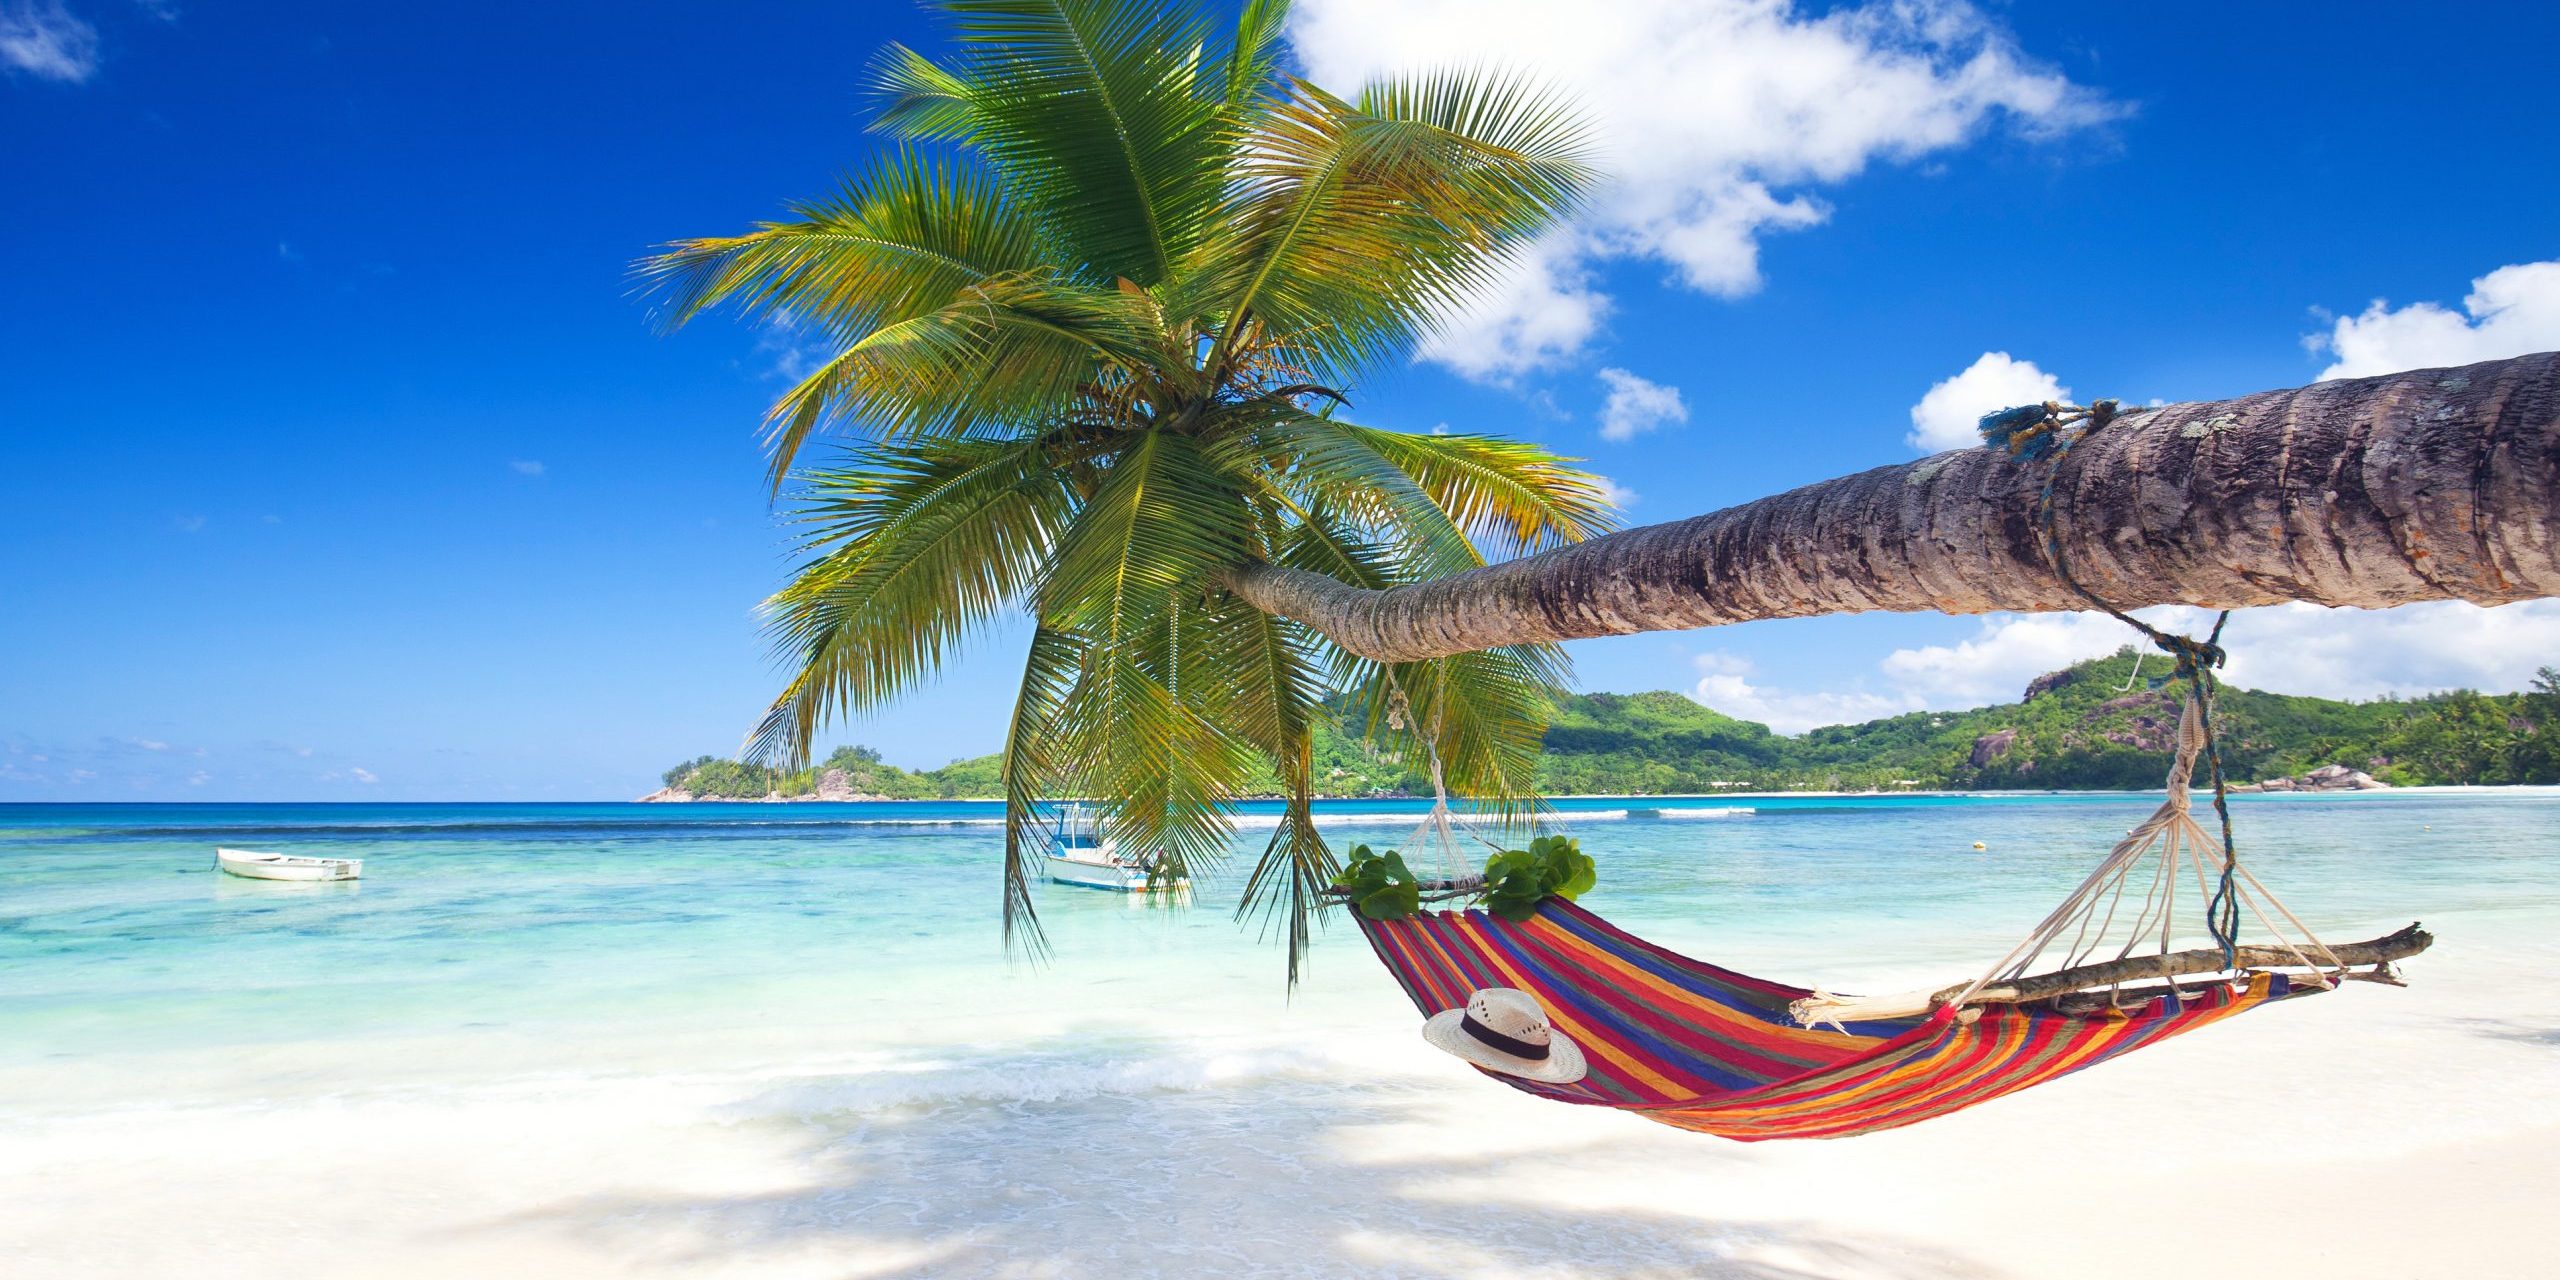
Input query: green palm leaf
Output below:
<box><xmin>1198</xmin><ymin>593</ymin><xmax>1332</xmax><ymax>981</ymax></box>
<box><xmin>1185</xmin><ymin>70</ymin><xmax>1595</xmax><ymax>378</ymax></box>
<box><xmin>1343</xmin><ymin>426</ymin><xmax>1619</xmax><ymax>555</ymax></box>
<box><xmin>757</xmin><ymin>271</ymin><xmax>1164</xmax><ymax>481</ymax></box>
<box><xmin>1218</xmin><ymin>0</ymin><xmax>1291</xmax><ymax>110</ymax></box>
<box><xmin>640</xmin><ymin>152</ymin><xmax>1044</xmax><ymax>336</ymax></box>
<box><xmin>751</xmin><ymin>433</ymin><xmax>1073</xmax><ymax>764</ymax></box>
<box><xmin>1040</xmin><ymin>430</ymin><xmax>1261</xmax><ymax>887</ymax></box>
<box><xmin>1001</xmin><ymin>625</ymin><xmax>1085</xmax><ymax>956</ymax></box>
<box><xmin>878</xmin><ymin>0</ymin><xmax>1226</xmax><ymax>287</ymax></box>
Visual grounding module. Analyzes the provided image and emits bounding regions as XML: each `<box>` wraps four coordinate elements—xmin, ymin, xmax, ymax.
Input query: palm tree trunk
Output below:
<box><xmin>1221</xmin><ymin>352</ymin><xmax>2560</xmax><ymax>661</ymax></box>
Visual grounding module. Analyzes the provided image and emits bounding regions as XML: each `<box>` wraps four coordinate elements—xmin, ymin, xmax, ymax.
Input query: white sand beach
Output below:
<box><xmin>6</xmin><ymin>907</ymin><xmax>2554</xmax><ymax>1280</ymax></box>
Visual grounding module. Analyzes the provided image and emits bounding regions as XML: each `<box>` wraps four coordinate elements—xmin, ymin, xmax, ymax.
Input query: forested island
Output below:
<box><xmin>645</xmin><ymin>650</ymin><xmax>2560</xmax><ymax>800</ymax></box>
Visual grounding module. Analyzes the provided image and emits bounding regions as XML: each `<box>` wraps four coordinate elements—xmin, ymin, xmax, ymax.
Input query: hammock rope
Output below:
<box><xmin>1382</xmin><ymin>667</ymin><xmax>1514</xmax><ymax>895</ymax></box>
<box><xmin>1810</xmin><ymin>399</ymin><xmax>2355</xmax><ymax>1021</ymax></box>
<box><xmin>1991</xmin><ymin>397</ymin><xmax>2251</xmax><ymax>963</ymax></box>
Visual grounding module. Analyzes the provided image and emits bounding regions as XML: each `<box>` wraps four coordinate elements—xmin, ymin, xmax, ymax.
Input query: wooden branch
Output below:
<box><xmin>1222</xmin><ymin>353</ymin><xmax>2560</xmax><ymax>662</ymax></box>
<box><xmin>1790</xmin><ymin>925</ymin><xmax>2432</xmax><ymax>1024</ymax></box>
<box><xmin>1948</xmin><ymin>923</ymin><xmax>2433</xmax><ymax>1007</ymax></box>
<box><xmin>1322</xmin><ymin>876</ymin><xmax>1484</xmax><ymax>905</ymax></box>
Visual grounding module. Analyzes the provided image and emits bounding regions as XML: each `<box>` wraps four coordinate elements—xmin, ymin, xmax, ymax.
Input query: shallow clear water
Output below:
<box><xmin>6</xmin><ymin>792</ymin><xmax>2555</xmax><ymax>1111</ymax></box>
<box><xmin>5</xmin><ymin>793</ymin><xmax>2558</xmax><ymax>1278</ymax></box>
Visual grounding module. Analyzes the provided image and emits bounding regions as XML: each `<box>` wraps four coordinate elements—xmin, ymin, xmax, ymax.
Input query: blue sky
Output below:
<box><xmin>4</xmin><ymin>0</ymin><xmax>2556</xmax><ymax>800</ymax></box>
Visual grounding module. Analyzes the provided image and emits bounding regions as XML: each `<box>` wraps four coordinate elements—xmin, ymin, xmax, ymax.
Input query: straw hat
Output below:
<box><xmin>1422</xmin><ymin>987</ymin><xmax>1588</xmax><ymax>1084</ymax></box>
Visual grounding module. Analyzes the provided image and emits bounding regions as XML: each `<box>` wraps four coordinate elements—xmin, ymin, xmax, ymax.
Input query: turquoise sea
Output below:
<box><xmin>6</xmin><ymin>792</ymin><xmax>2559</xmax><ymax>1277</ymax></box>
<box><xmin>7</xmin><ymin>792</ymin><xmax>2558</xmax><ymax>1093</ymax></box>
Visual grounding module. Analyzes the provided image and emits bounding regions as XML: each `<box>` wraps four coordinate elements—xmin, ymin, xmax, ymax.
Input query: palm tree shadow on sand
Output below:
<box><xmin>480</xmin><ymin>1031</ymin><xmax>2009</xmax><ymax>1279</ymax></box>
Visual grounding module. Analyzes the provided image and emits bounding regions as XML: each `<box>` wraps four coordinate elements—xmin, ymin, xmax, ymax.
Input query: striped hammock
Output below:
<box><xmin>1355</xmin><ymin>897</ymin><xmax>2312</xmax><ymax>1141</ymax></box>
<box><xmin>1349</xmin><ymin>695</ymin><xmax>2375</xmax><ymax>1140</ymax></box>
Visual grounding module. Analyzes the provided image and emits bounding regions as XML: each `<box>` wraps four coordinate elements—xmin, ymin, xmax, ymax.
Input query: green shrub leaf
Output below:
<box><xmin>1477</xmin><ymin>835</ymin><xmax>1595</xmax><ymax>920</ymax></box>
<box><xmin>1334</xmin><ymin>844</ymin><xmax>1422</xmax><ymax>921</ymax></box>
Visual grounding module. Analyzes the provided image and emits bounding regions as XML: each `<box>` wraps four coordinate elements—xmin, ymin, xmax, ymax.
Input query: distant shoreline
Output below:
<box><xmin>626</xmin><ymin>783</ymin><xmax>2560</xmax><ymax>804</ymax></box>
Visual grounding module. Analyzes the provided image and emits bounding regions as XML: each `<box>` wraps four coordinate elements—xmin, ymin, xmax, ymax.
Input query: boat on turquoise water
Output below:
<box><xmin>1040</xmin><ymin>804</ymin><xmax>1185</xmax><ymax>893</ymax></box>
<box><xmin>214</xmin><ymin>847</ymin><xmax>362</xmax><ymax>882</ymax></box>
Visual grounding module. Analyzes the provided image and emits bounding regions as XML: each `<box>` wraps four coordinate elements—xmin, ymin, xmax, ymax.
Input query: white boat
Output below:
<box><xmin>215</xmin><ymin>847</ymin><xmax>362</xmax><ymax>882</ymax></box>
<box><xmin>1040</xmin><ymin>805</ymin><xmax>1185</xmax><ymax>893</ymax></box>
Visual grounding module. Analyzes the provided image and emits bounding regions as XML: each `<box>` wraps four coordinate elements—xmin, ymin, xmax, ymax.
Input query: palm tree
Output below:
<box><xmin>643</xmin><ymin>0</ymin><xmax>1609</xmax><ymax>974</ymax></box>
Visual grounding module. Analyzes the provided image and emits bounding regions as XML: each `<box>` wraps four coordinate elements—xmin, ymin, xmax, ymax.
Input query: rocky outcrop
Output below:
<box><xmin>2305</xmin><ymin>764</ymin><xmax>2389</xmax><ymax>790</ymax></box>
<box><xmin>2237</xmin><ymin>764</ymin><xmax>2391</xmax><ymax>793</ymax></box>
<box><xmin>2099</xmin><ymin>703</ymin><xmax>2179</xmax><ymax>752</ymax></box>
<box><xmin>813</xmin><ymin>768</ymin><xmax>856</xmax><ymax>801</ymax></box>
<box><xmin>2023</xmin><ymin>668</ymin><xmax>2080</xmax><ymax>702</ymax></box>
<box><xmin>1969</xmin><ymin>729</ymin><xmax>2018</xmax><ymax>768</ymax></box>
<box><xmin>636</xmin><ymin>786</ymin><xmax>694</xmax><ymax>803</ymax></box>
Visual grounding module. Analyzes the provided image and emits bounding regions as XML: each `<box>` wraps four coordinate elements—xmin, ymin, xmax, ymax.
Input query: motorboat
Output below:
<box><xmin>1040</xmin><ymin>804</ymin><xmax>1186</xmax><ymax>893</ymax></box>
<box><xmin>215</xmin><ymin>847</ymin><xmax>362</xmax><ymax>882</ymax></box>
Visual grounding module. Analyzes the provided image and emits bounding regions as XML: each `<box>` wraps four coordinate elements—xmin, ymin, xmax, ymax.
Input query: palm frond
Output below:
<box><xmin>882</xmin><ymin>0</ymin><xmax>1226</xmax><ymax>287</ymax></box>
<box><xmin>1286</xmin><ymin>508</ymin><xmax>1564</xmax><ymax>825</ymax></box>
<box><xmin>1037</xmin><ymin>429</ymin><xmax>1251</xmax><ymax>634</ymax></box>
<box><xmin>1341</xmin><ymin>426</ymin><xmax>1618</xmax><ymax>555</ymax></box>
<box><xmin>748</xmin><ymin>433</ymin><xmax>1074</xmax><ymax>766</ymax></box>
<box><xmin>1000</xmin><ymin>624</ymin><xmax>1085</xmax><ymax>957</ymax></box>
<box><xmin>871</xmin><ymin>44</ymin><xmax>979</xmax><ymax>140</ymax></box>
<box><xmin>1054</xmin><ymin>638</ymin><xmax>1258</xmax><ymax>891</ymax></box>
<box><xmin>1218</xmin><ymin>0</ymin><xmax>1290</xmax><ymax>110</ymax></box>
<box><xmin>637</xmin><ymin>150</ymin><xmax>1042</xmax><ymax>338</ymax></box>
<box><xmin>1202</xmin><ymin>405</ymin><xmax>1482</xmax><ymax>573</ymax></box>
<box><xmin>1270</xmin><ymin>500</ymin><xmax>1403</xmax><ymax>588</ymax></box>
<box><xmin>1038</xmin><ymin>429</ymin><xmax>1263</xmax><ymax>886</ymax></box>
<box><xmin>1334</xmin><ymin>645</ymin><xmax>1567</xmax><ymax>829</ymax></box>
<box><xmin>757</xmin><ymin>271</ymin><xmax>1166</xmax><ymax>482</ymax></box>
<box><xmin>1185</xmin><ymin>70</ymin><xmax>1596</xmax><ymax>377</ymax></box>
<box><xmin>1201</xmin><ymin>593</ymin><xmax>1334</xmax><ymax>984</ymax></box>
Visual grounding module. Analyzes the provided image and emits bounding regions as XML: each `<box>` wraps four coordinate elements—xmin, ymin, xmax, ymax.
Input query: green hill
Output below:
<box><xmin>650</xmin><ymin>745</ymin><xmax>999</xmax><ymax>800</ymax></box>
<box><xmin>653</xmin><ymin>651</ymin><xmax>2560</xmax><ymax>798</ymax></box>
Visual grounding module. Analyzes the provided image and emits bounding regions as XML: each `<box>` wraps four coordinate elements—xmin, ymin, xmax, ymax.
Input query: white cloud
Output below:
<box><xmin>1594</xmin><ymin>368</ymin><xmax>1689</xmax><ymax>442</ymax></box>
<box><xmin>1906</xmin><ymin>351</ymin><xmax>2068</xmax><ymax>452</ymax></box>
<box><xmin>350</xmin><ymin>767</ymin><xmax>378</xmax><ymax>784</ymax></box>
<box><xmin>1416</xmin><ymin>238</ymin><xmax>1609</xmax><ymax>379</ymax></box>
<box><xmin>1883</xmin><ymin>601</ymin><xmax>2560</xmax><ymax>710</ymax></box>
<box><xmin>510</xmin><ymin>459</ymin><xmax>546</xmax><ymax>477</ymax></box>
<box><xmin>752</xmin><ymin>314</ymin><xmax>831</xmax><ymax>383</ymax></box>
<box><xmin>1590</xmin><ymin>474</ymin><xmax>1639</xmax><ymax>509</ymax></box>
<box><xmin>0</xmin><ymin>0</ymin><xmax>99</xmax><ymax>83</ymax></box>
<box><xmin>2311</xmin><ymin>260</ymin><xmax>2560</xmax><ymax>381</ymax></box>
<box><xmin>2197</xmin><ymin>601</ymin><xmax>2560</xmax><ymax>702</ymax></box>
<box><xmin>1691</xmin><ymin>652</ymin><xmax>1913</xmax><ymax>735</ymax></box>
<box><xmin>1290</xmin><ymin>0</ymin><xmax>2111</xmax><ymax>379</ymax></box>
<box><xmin>1878</xmin><ymin>610</ymin><xmax>2130</xmax><ymax>705</ymax></box>
<box><xmin>1686</xmin><ymin>600</ymin><xmax>2560</xmax><ymax>735</ymax></box>
<box><xmin>173</xmin><ymin>514</ymin><xmax>207</xmax><ymax>533</ymax></box>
